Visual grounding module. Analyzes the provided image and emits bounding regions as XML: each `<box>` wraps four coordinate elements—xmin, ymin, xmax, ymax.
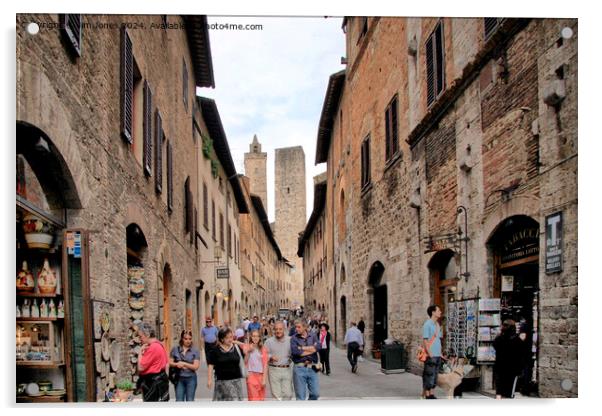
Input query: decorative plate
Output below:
<box><xmin>95</xmin><ymin>342</ymin><xmax>103</xmax><ymax>370</ymax></box>
<box><xmin>25</xmin><ymin>383</ymin><xmax>39</xmax><ymax>396</ymax></box>
<box><xmin>101</xmin><ymin>332</ymin><xmax>111</xmax><ymax>361</ymax></box>
<box><xmin>100</xmin><ymin>311</ymin><xmax>111</xmax><ymax>332</ymax></box>
<box><xmin>45</xmin><ymin>390</ymin><xmax>66</xmax><ymax>396</ymax></box>
<box><xmin>128</xmin><ymin>278</ymin><xmax>145</xmax><ymax>294</ymax></box>
<box><xmin>129</xmin><ymin>297</ymin><xmax>144</xmax><ymax>310</ymax></box>
<box><xmin>130</xmin><ymin>310</ymin><xmax>144</xmax><ymax>320</ymax></box>
<box><xmin>110</xmin><ymin>340</ymin><xmax>121</xmax><ymax>372</ymax></box>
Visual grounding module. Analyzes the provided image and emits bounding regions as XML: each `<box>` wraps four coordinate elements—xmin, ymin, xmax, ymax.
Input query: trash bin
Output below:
<box><xmin>380</xmin><ymin>342</ymin><xmax>405</xmax><ymax>374</ymax></box>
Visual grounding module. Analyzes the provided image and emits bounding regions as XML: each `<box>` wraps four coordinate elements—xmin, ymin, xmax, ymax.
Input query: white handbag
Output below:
<box><xmin>234</xmin><ymin>344</ymin><xmax>248</xmax><ymax>378</ymax></box>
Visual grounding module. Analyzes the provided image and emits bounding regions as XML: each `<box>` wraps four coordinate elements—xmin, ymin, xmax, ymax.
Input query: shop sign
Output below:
<box><xmin>545</xmin><ymin>212</ymin><xmax>563</xmax><ymax>273</ymax></box>
<box><xmin>501</xmin><ymin>227</ymin><xmax>539</xmax><ymax>264</ymax></box>
<box><xmin>424</xmin><ymin>234</ymin><xmax>458</xmax><ymax>253</ymax></box>
<box><xmin>216</xmin><ymin>267</ymin><xmax>229</xmax><ymax>279</ymax></box>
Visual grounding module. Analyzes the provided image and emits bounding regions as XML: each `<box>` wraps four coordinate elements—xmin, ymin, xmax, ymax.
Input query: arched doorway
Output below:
<box><xmin>161</xmin><ymin>264</ymin><xmax>173</xmax><ymax>351</ymax></box>
<box><xmin>487</xmin><ymin>215</ymin><xmax>540</xmax><ymax>395</ymax></box>
<box><xmin>428</xmin><ymin>249</ymin><xmax>458</xmax><ymax>315</ymax></box>
<box><xmin>368</xmin><ymin>262</ymin><xmax>387</xmax><ymax>347</ymax></box>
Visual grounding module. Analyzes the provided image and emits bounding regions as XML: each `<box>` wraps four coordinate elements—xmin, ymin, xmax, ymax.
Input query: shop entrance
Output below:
<box><xmin>368</xmin><ymin>262</ymin><xmax>387</xmax><ymax>347</ymax></box>
<box><xmin>428</xmin><ymin>249</ymin><xmax>458</xmax><ymax>315</ymax></box>
<box><xmin>162</xmin><ymin>264</ymin><xmax>172</xmax><ymax>351</ymax></box>
<box><xmin>488</xmin><ymin>215</ymin><xmax>540</xmax><ymax>396</ymax></box>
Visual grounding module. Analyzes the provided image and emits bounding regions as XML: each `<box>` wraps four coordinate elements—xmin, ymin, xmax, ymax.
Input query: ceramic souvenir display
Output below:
<box><xmin>48</xmin><ymin>299</ymin><xmax>56</xmax><ymax>318</ymax></box>
<box><xmin>37</xmin><ymin>259</ymin><xmax>57</xmax><ymax>295</ymax></box>
<box><xmin>16</xmin><ymin>304</ymin><xmax>21</xmax><ymax>318</ymax></box>
<box><xmin>22</xmin><ymin>299</ymin><xmax>30</xmax><ymax>318</ymax></box>
<box><xmin>40</xmin><ymin>299</ymin><xmax>48</xmax><ymax>318</ymax></box>
<box><xmin>31</xmin><ymin>299</ymin><xmax>39</xmax><ymax>318</ymax></box>
<box><xmin>16</xmin><ymin>261</ymin><xmax>35</xmax><ymax>293</ymax></box>
<box><xmin>57</xmin><ymin>300</ymin><xmax>64</xmax><ymax>318</ymax></box>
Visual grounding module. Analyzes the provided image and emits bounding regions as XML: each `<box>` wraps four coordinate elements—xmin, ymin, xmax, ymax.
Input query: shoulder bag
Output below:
<box><xmin>416</xmin><ymin>325</ymin><xmax>439</xmax><ymax>363</ymax></box>
<box><xmin>234</xmin><ymin>344</ymin><xmax>248</xmax><ymax>378</ymax></box>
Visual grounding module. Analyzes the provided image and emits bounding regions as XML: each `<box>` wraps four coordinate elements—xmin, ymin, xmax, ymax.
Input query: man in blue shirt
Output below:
<box><xmin>422</xmin><ymin>305</ymin><xmax>444</xmax><ymax>399</ymax></box>
<box><xmin>290</xmin><ymin>320</ymin><xmax>320</xmax><ymax>400</ymax></box>
<box><xmin>248</xmin><ymin>315</ymin><xmax>261</xmax><ymax>332</ymax></box>
<box><xmin>200</xmin><ymin>316</ymin><xmax>218</xmax><ymax>362</ymax></box>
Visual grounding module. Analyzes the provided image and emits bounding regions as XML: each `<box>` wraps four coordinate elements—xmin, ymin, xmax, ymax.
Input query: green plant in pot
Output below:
<box><xmin>115</xmin><ymin>379</ymin><xmax>134</xmax><ymax>402</ymax></box>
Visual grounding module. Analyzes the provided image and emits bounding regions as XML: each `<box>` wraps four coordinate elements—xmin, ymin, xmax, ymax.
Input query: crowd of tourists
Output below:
<box><xmin>132</xmin><ymin>312</ymin><xmax>368</xmax><ymax>402</ymax></box>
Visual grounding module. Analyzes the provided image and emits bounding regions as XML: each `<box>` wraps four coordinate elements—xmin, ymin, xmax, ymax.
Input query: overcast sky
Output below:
<box><xmin>197</xmin><ymin>16</ymin><xmax>345</xmax><ymax>222</ymax></box>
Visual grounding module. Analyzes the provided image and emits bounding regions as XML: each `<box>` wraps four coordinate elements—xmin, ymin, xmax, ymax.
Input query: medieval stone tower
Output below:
<box><xmin>275</xmin><ymin>146</ymin><xmax>306</xmax><ymax>308</ymax></box>
<box><xmin>244</xmin><ymin>134</ymin><xmax>268</xmax><ymax>208</ymax></box>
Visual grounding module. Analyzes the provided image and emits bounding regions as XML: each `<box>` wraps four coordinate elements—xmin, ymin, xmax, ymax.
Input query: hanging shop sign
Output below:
<box><xmin>424</xmin><ymin>234</ymin><xmax>458</xmax><ymax>253</ymax></box>
<box><xmin>216</xmin><ymin>267</ymin><xmax>230</xmax><ymax>279</ymax></box>
<box><xmin>500</xmin><ymin>227</ymin><xmax>539</xmax><ymax>264</ymax></box>
<box><xmin>545</xmin><ymin>212</ymin><xmax>563</xmax><ymax>274</ymax></box>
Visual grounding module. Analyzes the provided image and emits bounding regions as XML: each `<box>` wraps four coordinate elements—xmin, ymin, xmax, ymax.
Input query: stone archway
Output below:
<box><xmin>368</xmin><ymin>261</ymin><xmax>387</xmax><ymax>348</ymax></box>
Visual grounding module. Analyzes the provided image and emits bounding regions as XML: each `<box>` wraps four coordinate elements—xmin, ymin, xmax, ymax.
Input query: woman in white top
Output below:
<box><xmin>237</xmin><ymin>329</ymin><xmax>269</xmax><ymax>400</ymax></box>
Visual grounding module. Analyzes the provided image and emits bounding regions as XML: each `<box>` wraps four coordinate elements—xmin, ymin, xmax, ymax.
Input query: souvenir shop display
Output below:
<box><xmin>477</xmin><ymin>298</ymin><xmax>501</xmax><ymax>363</ymax></box>
<box><xmin>445</xmin><ymin>298</ymin><xmax>477</xmax><ymax>360</ymax></box>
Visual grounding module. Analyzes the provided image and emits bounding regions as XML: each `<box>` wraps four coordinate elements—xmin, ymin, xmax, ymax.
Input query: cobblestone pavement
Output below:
<box><xmin>164</xmin><ymin>346</ymin><xmax>490</xmax><ymax>401</ymax></box>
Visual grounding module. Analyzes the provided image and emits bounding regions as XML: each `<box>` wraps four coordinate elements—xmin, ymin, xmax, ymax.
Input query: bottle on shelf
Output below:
<box><xmin>57</xmin><ymin>300</ymin><xmax>64</xmax><ymax>318</ymax></box>
<box><xmin>49</xmin><ymin>299</ymin><xmax>56</xmax><ymax>318</ymax></box>
<box><xmin>31</xmin><ymin>299</ymin><xmax>39</xmax><ymax>318</ymax></box>
<box><xmin>40</xmin><ymin>299</ymin><xmax>48</xmax><ymax>318</ymax></box>
<box><xmin>22</xmin><ymin>299</ymin><xmax>31</xmax><ymax>318</ymax></box>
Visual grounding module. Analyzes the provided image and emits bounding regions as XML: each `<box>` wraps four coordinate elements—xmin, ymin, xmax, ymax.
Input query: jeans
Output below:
<box><xmin>347</xmin><ymin>342</ymin><xmax>361</xmax><ymax>367</ymax></box>
<box><xmin>292</xmin><ymin>365</ymin><xmax>320</xmax><ymax>400</ymax></box>
<box><xmin>175</xmin><ymin>376</ymin><xmax>197</xmax><ymax>401</ymax></box>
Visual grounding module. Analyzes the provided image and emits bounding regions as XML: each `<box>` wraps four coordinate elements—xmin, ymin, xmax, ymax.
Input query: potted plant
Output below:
<box><xmin>371</xmin><ymin>342</ymin><xmax>382</xmax><ymax>359</ymax></box>
<box><xmin>115</xmin><ymin>379</ymin><xmax>134</xmax><ymax>402</ymax></box>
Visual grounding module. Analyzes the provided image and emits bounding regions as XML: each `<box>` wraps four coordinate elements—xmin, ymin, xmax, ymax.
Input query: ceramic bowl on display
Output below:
<box><xmin>128</xmin><ymin>278</ymin><xmax>145</xmax><ymax>294</ymax></box>
<box><xmin>101</xmin><ymin>332</ymin><xmax>111</xmax><ymax>361</ymax></box>
<box><xmin>130</xmin><ymin>310</ymin><xmax>144</xmax><ymax>320</ymax></box>
<box><xmin>110</xmin><ymin>340</ymin><xmax>121</xmax><ymax>372</ymax></box>
<box><xmin>22</xmin><ymin>215</ymin><xmax>55</xmax><ymax>249</ymax></box>
<box><xmin>17</xmin><ymin>383</ymin><xmax>27</xmax><ymax>395</ymax></box>
<box><xmin>25</xmin><ymin>382</ymin><xmax>40</xmax><ymax>396</ymax></box>
<box><xmin>45</xmin><ymin>389</ymin><xmax>65</xmax><ymax>396</ymax></box>
<box><xmin>100</xmin><ymin>311</ymin><xmax>111</xmax><ymax>332</ymax></box>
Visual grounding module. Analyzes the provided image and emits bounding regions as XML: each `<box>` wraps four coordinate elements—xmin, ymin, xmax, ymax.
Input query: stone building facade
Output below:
<box><xmin>298</xmin><ymin>174</ymin><xmax>329</xmax><ymax>318</ymax></box>
<box><xmin>16</xmin><ymin>14</ymin><xmax>248</xmax><ymax>401</ymax></box>
<box><xmin>274</xmin><ymin>146</ymin><xmax>306</xmax><ymax>309</ymax></box>
<box><xmin>239</xmin><ymin>175</ymin><xmax>292</xmax><ymax>317</ymax></box>
<box><xmin>308</xmin><ymin>17</ymin><xmax>577</xmax><ymax>397</ymax></box>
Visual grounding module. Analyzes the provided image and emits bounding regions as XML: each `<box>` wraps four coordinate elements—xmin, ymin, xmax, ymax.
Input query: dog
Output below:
<box><xmin>435</xmin><ymin>357</ymin><xmax>474</xmax><ymax>399</ymax></box>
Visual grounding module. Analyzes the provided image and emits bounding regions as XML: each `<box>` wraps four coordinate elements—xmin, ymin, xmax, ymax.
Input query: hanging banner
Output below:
<box><xmin>545</xmin><ymin>212</ymin><xmax>563</xmax><ymax>274</ymax></box>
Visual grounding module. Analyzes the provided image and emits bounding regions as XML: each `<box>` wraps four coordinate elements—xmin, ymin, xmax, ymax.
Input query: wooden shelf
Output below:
<box><xmin>17</xmin><ymin>395</ymin><xmax>65</xmax><ymax>403</ymax></box>
<box><xmin>17</xmin><ymin>317</ymin><xmax>63</xmax><ymax>322</ymax></box>
<box><xmin>17</xmin><ymin>362</ymin><xmax>65</xmax><ymax>369</ymax></box>
<box><xmin>17</xmin><ymin>292</ymin><xmax>62</xmax><ymax>298</ymax></box>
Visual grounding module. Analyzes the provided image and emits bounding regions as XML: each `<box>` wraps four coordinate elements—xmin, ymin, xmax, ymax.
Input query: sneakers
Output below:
<box><xmin>426</xmin><ymin>395</ymin><xmax>437</xmax><ymax>399</ymax></box>
<box><xmin>352</xmin><ymin>364</ymin><xmax>358</xmax><ymax>373</ymax></box>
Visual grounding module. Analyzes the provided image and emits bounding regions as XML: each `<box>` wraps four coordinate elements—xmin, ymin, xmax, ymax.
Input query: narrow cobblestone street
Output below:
<box><xmin>167</xmin><ymin>346</ymin><xmax>489</xmax><ymax>401</ymax></box>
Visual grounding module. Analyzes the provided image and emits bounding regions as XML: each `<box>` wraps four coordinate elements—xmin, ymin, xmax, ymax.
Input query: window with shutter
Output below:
<box><xmin>182</xmin><ymin>58</ymin><xmax>189</xmax><ymax>111</ymax></box>
<box><xmin>185</xmin><ymin>177</ymin><xmax>192</xmax><ymax>233</ymax></box>
<box><xmin>228</xmin><ymin>224</ymin><xmax>232</xmax><ymax>258</ymax></box>
<box><xmin>155</xmin><ymin>110</ymin><xmax>163</xmax><ymax>193</ymax></box>
<box><xmin>361</xmin><ymin>135</ymin><xmax>371</xmax><ymax>189</ymax></box>
<box><xmin>484</xmin><ymin>18</ymin><xmax>503</xmax><ymax>39</ymax></box>
<box><xmin>385</xmin><ymin>95</ymin><xmax>399</xmax><ymax>162</ymax></box>
<box><xmin>143</xmin><ymin>81</ymin><xmax>153</xmax><ymax>176</ymax></box>
<box><xmin>203</xmin><ymin>182</ymin><xmax>209</xmax><ymax>230</ymax></box>
<box><xmin>167</xmin><ymin>141</ymin><xmax>173</xmax><ymax>213</ymax></box>
<box><xmin>219</xmin><ymin>213</ymin><xmax>224</xmax><ymax>249</ymax></box>
<box><xmin>212</xmin><ymin>200</ymin><xmax>216</xmax><ymax>241</ymax></box>
<box><xmin>426</xmin><ymin>21</ymin><xmax>445</xmax><ymax>107</ymax></box>
<box><xmin>60</xmin><ymin>14</ymin><xmax>82</xmax><ymax>56</ymax></box>
<box><xmin>121</xmin><ymin>28</ymin><xmax>133</xmax><ymax>143</ymax></box>
<box><xmin>194</xmin><ymin>207</ymin><xmax>198</xmax><ymax>249</ymax></box>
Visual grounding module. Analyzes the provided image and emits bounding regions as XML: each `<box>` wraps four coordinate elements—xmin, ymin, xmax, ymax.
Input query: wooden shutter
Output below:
<box><xmin>155</xmin><ymin>110</ymin><xmax>163</xmax><ymax>193</ymax></box>
<box><xmin>484</xmin><ymin>18</ymin><xmax>500</xmax><ymax>39</ymax></box>
<box><xmin>194</xmin><ymin>207</ymin><xmax>198</xmax><ymax>248</ymax></box>
<box><xmin>391</xmin><ymin>96</ymin><xmax>398</xmax><ymax>155</ymax></box>
<box><xmin>219</xmin><ymin>213</ymin><xmax>224</xmax><ymax>248</ymax></box>
<box><xmin>120</xmin><ymin>28</ymin><xmax>133</xmax><ymax>143</ymax></box>
<box><xmin>185</xmin><ymin>178</ymin><xmax>193</xmax><ymax>233</ymax></box>
<box><xmin>203</xmin><ymin>183</ymin><xmax>208</xmax><ymax>229</ymax></box>
<box><xmin>385</xmin><ymin>105</ymin><xmax>391</xmax><ymax>161</ymax></box>
<box><xmin>167</xmin><ymin>141</ymin><xmax>173</xmax><ymax>213</ymax></box>
<box><xmin>182</xmin><ymin>59</ymin><xmax>189</xmax><ymax>111</ymax></box>
<box><xmin>426</xmin><ymin>35</ymin><xmax>435</xmax><ymax>106</ymax></box>
<box><xmin>143</xmin><ymin>81</ymin><xmax>153</xmax><ymax>176</ymax></box>
<box><xmin>212</xmin><ymin>200</ymin><xmax>216</xmax><ymax>240</ymax></box>
<box><xmin>60</xmin><ymin>14</ymin><xmax>82</xmax><ymax>56</ymax></box>
<box><xmin>426</xmin><ymin>21</ymin><xmax>445</xmax><ymax>107</ymax></box>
